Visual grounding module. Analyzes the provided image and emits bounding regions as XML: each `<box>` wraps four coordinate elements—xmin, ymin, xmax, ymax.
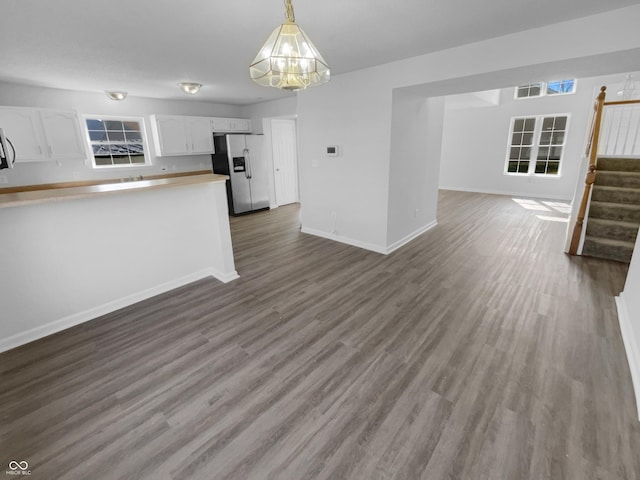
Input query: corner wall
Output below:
<box><xmin>387</xmin><ymin>93</ymin><xmax>444</xmax><ymax>250</ymax></box>
<box><xmin>297</xmin><ymin>72</ymin><xmax>394</xmax><ymax>252</ymax></box>
<box><xmin>616</xmin><ymin>232</ymin><xmax>640</xmax><ymax>420</ymax></box>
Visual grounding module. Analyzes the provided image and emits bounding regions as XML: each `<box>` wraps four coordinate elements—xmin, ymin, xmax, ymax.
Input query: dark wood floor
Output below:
<box><xmin>1</xmin><ymin>190</ymin><xmax>638</xmax><ymax>480</ymax></box>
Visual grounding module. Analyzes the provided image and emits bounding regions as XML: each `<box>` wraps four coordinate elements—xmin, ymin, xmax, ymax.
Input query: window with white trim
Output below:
<box><xmin>515</xmin><ymin>79</ymin><xmax>576</xmax><ymax>99</ymax></box>
<box><xmin>506</xmin><ymin>115</ymin><xmax>568</xmax><ymax>176</ymax></box>
<box><xmin>516</xmin><ymin>83</ymin><xmax>544</xmax><ymax>99</ymax></box>
<box><xmin>85</xmin><ymin>116</ymin><xmax>149</xmax><ymax>167</ymax></box>
<box><xmin>546</xmin><ymin>79</ymin><xmax>575</xmax><ymax>95</ymax></box>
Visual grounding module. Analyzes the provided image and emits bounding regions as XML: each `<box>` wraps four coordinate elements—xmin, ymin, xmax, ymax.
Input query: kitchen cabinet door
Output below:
<box><xmin>211</xmin><ymin>117</ymin><xmax>251</xmax><ymax>133</ymax></box>
<box><xmin>211</xmin><ymin>117</ymin><xmax>231</xmax><ymax>132</ymax></box>
<box><xmin>40</xmin><ymin>110</ymin><xmax>86</xmax><ymax>160</ymax></box>
<box><xmin>155</xmin><ymin>116</ymin><xmax>189</xmax><ymax>155</ymax></box>
<box><xmin>0</xmin><ymin>107</ymin><xmax>47</xmax><ymax>162</ymax></box>
<box><xmin>231</xmin><ymin>118</ymin><xmax>251</xmax><ymax>132</ymax></box>
<box><xmin>188</xmin><ymin>117</ymin><xmax>214</xmax><ymax>154</ymax></box>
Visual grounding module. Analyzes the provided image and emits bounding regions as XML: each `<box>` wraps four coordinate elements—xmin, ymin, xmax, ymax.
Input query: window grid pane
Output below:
<box><xmin>85</xmin><ymin>118</ymin><xmax>147</xmax><ymax>167</ymax></box>
<box><xmin>505</xmin><ymin>115</ymin><xmax>567</xmax><ymax>176</ymax></box>
<box><xmin>516</xmin><ymin>79</ymin><xmax>576</xmax><ymax>99</ymax></box>
<box><xmin>547</xmin><ymin>79</ymin><xmax>575</xmax><ymax>95</ymax></box>
<box><xmin>515</xmin><ymin>83</ymin><xmax>544</xmax><ymax>98</ymax></box>
<box><xmin>506</xmin><ymin>117</ymin><xmax>536</xmax><ymax>174</ymax></box>
<box><xmin>534</xmin><ymin>115</ymin><xmax>567</xmax><ymax>175</ymax></box>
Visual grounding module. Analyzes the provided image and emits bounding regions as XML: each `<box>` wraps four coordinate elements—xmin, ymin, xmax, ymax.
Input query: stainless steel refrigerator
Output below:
<box><xmin>211</xmin><ymin>134</ymin><xmax>270</xmax><ymax>215</ymax></box>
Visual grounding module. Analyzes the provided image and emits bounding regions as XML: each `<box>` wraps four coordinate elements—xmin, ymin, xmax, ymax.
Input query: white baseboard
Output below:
<box><xmin>386</xmin><ymin>220</ymin><xmax>437</xmax><ymax>255</ymax></box>
<box><xmin>301</xmin><ymin>227</ymin><xmax>388</xmax><ymax>254</ymax></box>
<box><xmin>301</xmin><ymin>221</ymin><xmax>437</xmax><ymax>255</ymax></box>
<box><xmin>439</xmin><ymin>186</ymin><xmax>572</xmax><ymax>201</ymax></box>
<box><xmin>0</xmin><ymin>267</ymin><xmax>238</xmax><ymax>353</ymax></box>
<box><xmin>616</xmin><ymin>293</ymin><xmax>640</xmax><ymax>421</ymax></box>
<box><xmin>215</xmin><ymin>269</ymin><xmax>240</xmax><ymax>283</ymax></box>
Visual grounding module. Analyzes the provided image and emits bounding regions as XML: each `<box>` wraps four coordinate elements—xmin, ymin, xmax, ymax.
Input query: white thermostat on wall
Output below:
<box><xmin>326</xmin><ymin>145</ymin><xmax>339</xmax><ymax>156</ymax></box>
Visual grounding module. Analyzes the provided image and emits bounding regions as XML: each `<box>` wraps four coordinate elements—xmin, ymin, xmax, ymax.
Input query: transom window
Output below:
<box><xmin>85</xmin><ymin>117</ymin><xmax>149</xmax><ymax>167</ymax></box>
<box><xmin>546</xmin><ymin>79</ymin><xmax>575</xmax><ymax>95</ymax></box>
<box><xmin>506</xmin><ymin>115</ymin><xmax>569</xmax><ymax>176</ymax></box>
<box><xmin>516</xmin><ymin>83</ymin><xmax>543</xmax><ymax>99</ymax></box>
<box><xmin>515</xmin><ymin>79</ymin><xmax>576</xmax><ymax>99</ymax></box>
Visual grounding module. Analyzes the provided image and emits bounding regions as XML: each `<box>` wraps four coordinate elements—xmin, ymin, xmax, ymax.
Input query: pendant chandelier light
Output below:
<box><xmin>249</xmin><ymin>0</ymin><xmax>330</xmax><ymax>91</ymax></box>
<box><xmin>620</xmin><ymin>74</ymin><xmax>637</xmax><ymax>100</ymax></box>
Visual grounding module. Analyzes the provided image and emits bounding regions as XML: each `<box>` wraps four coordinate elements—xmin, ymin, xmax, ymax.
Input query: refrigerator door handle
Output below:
<box><xmin>242</xmin><ymin>148</ymin><xmax>250</xmax><ymax>179</ymax></box>
<box><xmin>244</xmin><ymin>148</ymin><xmax>252</xmax><ymax>179</ymax></box>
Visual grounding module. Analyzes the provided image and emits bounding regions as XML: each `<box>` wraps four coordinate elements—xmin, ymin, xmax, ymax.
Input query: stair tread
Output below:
<box><xmin>584</xmin><ymin>236</ymin><xmax>635</xmax><ymax>248</ymax></box>
<box><xmin>587</xmin><ymin>218</ymin><xmax>640</xmax><ymax>228</ymax></box>
<box><xmin>590</xmin><ymin>200</ymin><xmax>640</xmax><ymax>209</ymax></box>
<box><xmin>597</xmin><ymin>170</ymin><xmax>640</xmax><ymax>176</ymax></box>
<box><xmin>593</xmin><ymin>185</ymin><xmax>640</xmax><ymax>192</ymax></box>
<box><xmin>597</xmin><ymin>156</ymin><xmax>640</xmax><ymax>172</ymax></box>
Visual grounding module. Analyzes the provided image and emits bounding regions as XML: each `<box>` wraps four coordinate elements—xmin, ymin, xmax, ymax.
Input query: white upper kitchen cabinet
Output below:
<box><xmin>0</xmin><ymin>107</ymin><xmax>86</xmax><ymax>163</ymax></box>
<box><xmin>188</xmin><ymin>117</ymin><xmax>216</xmax><ymax>154</ymax></box>
<box><xmin>211</xmin><ymin>117</ymin><xmax>251</xmax><ymax>133</ymax></box>
<box><xmin>153</xmin><ymin>116</ymin><xmax>189</xmax><ymax>156</ymax></box>
<box><xmin>151</xmin><ymin>115</ymin><xmax>215</xmax><ymax>156</ymax></box>
<box><xmin>39</xmin><ymin>110</ymin><xmax>87</xmax><ymax>160</ymax></box>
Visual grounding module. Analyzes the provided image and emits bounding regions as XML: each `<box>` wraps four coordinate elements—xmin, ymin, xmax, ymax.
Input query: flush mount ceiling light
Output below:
<box><xmin>178</xmin><ymin>82</ymin><xmax>202</xmax><ymax>95</ymax></box>
<box><xmin>249</xmin><ymin>0</ymin><xmax>330</xmax><ymax>91</ymax></box>
<box><xmin>105</xmin><ymin>91</ymin><xmax>127</xmax><ymax>101</ymax></box>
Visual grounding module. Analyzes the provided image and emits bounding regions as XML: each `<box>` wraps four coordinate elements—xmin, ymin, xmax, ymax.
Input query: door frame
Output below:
<box><xmin>262</xmin><ymin>115</ymin><xmax>299</xmax><ymax>209</ymax></box>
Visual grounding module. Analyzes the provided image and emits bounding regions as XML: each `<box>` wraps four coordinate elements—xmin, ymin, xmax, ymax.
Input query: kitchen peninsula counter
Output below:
<box><xmin>0</xmin><ymin>172</ymin><xmax>227</xmax><ymax>208</ymax></box>
<box><xmin>0</xmin><ymin>171</ymin><xmax>238</xmax><ymax>352</ymax></box>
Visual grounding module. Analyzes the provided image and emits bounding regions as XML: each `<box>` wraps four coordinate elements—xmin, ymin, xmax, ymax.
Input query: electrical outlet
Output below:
<box><xmin>312</xmin><ymin>159</ymin><xmax>318</xmax><ymax>168</ymax></box>
<box><xmin>0</xmin><ymin>175</ymin><xmax>7</xmax><ymax>184</ymax></box>
<box><xmin>413</xmin><ymin>208</ymin><xmax>419</xmax><ymax>218</ymax></box>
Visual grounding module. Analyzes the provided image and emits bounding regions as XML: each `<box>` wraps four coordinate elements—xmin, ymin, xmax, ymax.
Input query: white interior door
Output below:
<box><xmin>271</xmin><ymin>119</ymin><xmax>299</xmax><ymax>206</ymax></box>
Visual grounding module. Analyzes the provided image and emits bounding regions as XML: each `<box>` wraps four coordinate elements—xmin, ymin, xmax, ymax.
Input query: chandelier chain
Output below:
<box><xmin>285</xmin><ymin>0</ymin><xmax>295</xmax><ymax>22</ymax></box>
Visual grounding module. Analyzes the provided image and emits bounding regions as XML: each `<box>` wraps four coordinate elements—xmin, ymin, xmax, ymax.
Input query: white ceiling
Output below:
<box><xmin>1</xmin><ymin>0</ymin><xmax>639</xmax><ymax>105</ymax></box>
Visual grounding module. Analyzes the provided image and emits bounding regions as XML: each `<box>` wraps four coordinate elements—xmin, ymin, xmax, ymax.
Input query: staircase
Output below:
<box><xmin>582</xmin><ymin>157</ymin><xmax>640</xmax><ymax>263</ymax></box>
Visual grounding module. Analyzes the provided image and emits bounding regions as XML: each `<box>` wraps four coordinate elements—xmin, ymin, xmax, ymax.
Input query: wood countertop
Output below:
<box><xmin>0</xmin><ymin>173</ymin><xmax>228</xmax><ymax>209</ymax></box>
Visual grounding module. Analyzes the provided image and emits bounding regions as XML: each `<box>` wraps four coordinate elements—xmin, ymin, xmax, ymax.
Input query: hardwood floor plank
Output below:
<box><xmin>1</xmin><ymin>190</ymin><xmax>637</xmax><ymax>479</ymax></box>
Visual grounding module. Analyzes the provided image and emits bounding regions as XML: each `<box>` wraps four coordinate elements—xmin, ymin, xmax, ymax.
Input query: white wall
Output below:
<box><xmin>616</xmin><ymin>233</ymin><xmax>640</xmax><ymax>420</ymax></box>
<box><xmin>439</xmin><ymin>74</ymin><xmax>632</xmax><ymax>200</ymax></box>
<box><xmin>296</xmin><ymin>5</ymin><xmax>640</xmax><ymax>253</ymax></box>
<box><xmin>298</xmin><ymin>72</ymin><xmax>394</xmax><ymax>252</ymax></box>
<box><xmin>0</xmin><ymin>180</ymin><xmax>237</xmax><ymax>352</ymax></box>
<box><xmin>240</xmin><ymin>96</ymin><xmax>297</xmax><ymax>134</ymax></box>
<box><xmin>0</xmin><ymin>82</ymin><xmax>243</xmax><ymax>186</ymax></box>
<box><xmin>387</xmin><ymin>93</ymin><xmax>444</xmax><ymax>249</ymax></box>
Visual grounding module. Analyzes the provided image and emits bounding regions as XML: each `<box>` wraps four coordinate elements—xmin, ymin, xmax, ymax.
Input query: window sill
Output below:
<box><xmin>504</xmin><ymin>173</ymin><xmax>563</xmax><ymax>178</ymax></box>
<box><xmin>92</xmin><ymin>164</ymin><xmax>153</xmax><ymax>170</ymax></box>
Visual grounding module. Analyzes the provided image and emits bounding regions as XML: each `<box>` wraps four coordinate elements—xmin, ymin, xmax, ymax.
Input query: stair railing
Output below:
<box><xmin>569</xmin><ymin>87</ymin><xmax>640</xmax><ymax>255</ymax></box>
<box><xmin>599</xmin><ymin>97</ymin><xmax>640</xmax><ymax>155</ymax></box>
<box><xmin>569</xmin><ymin>86</ymin><xmax>607</xmax><ymax>255</ymax></box>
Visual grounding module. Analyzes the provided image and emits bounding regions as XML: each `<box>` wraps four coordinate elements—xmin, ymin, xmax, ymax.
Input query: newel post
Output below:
<box><xmin>568</xmin><ymin>86</ymin><xmax>606</xmax><ymax>255</ymax></box>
